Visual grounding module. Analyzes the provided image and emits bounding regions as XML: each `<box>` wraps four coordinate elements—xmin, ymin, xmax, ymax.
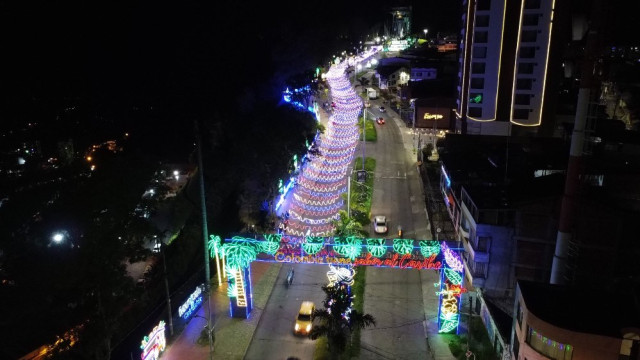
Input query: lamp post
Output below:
<box><xmin>195</xmin><ymin>120</ymin><xmax>214</xmax><ymax>360</ymax></box>
<box><xmin>362</xmin><ymin>109</ymin><xmax>366</xmax><ymax>171</ymax></box>
<box><xmin>423</xmin><ymin>28</ymin><xmax>428</xmax><ymax>38</ymax></box>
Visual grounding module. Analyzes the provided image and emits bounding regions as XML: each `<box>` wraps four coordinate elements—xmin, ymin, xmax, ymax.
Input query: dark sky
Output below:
<box><xmin>0</xmin><ymin>1</ymin><xmax>461</xmax><ymax>118</ymax></box>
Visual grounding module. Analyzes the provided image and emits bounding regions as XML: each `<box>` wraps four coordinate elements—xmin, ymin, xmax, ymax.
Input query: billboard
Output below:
<box><xmin>415</xmin><ymin>106</ymin><xmax>451</xmax><ymax>129</ymax></box>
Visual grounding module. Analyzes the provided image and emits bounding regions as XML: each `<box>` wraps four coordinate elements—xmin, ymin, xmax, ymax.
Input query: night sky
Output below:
<box><xmin>0</xmin><ymin>1</ymin><xmax>460</xmax><ymax>126</ymax></box>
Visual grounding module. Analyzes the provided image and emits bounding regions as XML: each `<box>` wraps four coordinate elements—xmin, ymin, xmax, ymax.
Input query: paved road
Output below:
<box><xmin>244</xmin><ymin>263</ymin><xmax>328</xmax><ymax>360</ymax></box>
<box><xmin>359</xmin><ymin>102</ymin><xmax>435</xmax><ymax>360</ymax></box>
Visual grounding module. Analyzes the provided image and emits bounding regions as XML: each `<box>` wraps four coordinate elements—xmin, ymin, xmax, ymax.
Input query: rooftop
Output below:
<box><xmin>518</xmin><ymin>280</ymin><xmax>640</xmax><ymax>338</ymax></box>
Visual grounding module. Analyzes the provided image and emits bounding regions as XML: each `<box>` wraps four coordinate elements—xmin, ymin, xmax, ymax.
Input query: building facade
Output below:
<box><xmin>511</xmin><ymin>281</ymin><xmax>640</xmax><ymax>360</ymax></box>
<box><xmin>456</xmin><ymin>0</ymin><xmax>558</xmax><ymax>134</ymax></box>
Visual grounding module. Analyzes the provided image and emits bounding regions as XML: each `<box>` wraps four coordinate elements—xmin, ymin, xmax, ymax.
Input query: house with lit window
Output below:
<box><xmin>511</xmin><ymin>280</ymin><xmax>640</xmax><ymax>360</ymax></box>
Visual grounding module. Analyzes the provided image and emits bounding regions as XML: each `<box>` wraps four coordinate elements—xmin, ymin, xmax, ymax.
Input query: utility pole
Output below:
<box><xmin>362</xmin><ymin>109</ymin><xmax>366</xmax><ymax>171</ymax></box>
<box><xmin>161</xmin><ymin>243</ymin><xmax>174</xmax><ymax>336</ymax></box>
<box><xmin>195</xmin><ymin>120</ymin><xmax>214</xmax><ymax>359</ymax></box>
<box><xmin>347</xmin><ymin>169</ymin><xmax>352</xmax><ymax>218</ymax></box>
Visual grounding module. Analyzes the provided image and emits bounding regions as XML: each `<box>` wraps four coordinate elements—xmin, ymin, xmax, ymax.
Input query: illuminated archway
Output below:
<box><xmin>209</xmin><ymin>234</ymin><xmax>465</xmax><ymax>334</ymax></box>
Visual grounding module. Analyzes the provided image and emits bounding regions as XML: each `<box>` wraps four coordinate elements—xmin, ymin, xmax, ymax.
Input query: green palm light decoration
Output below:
<box><xmin>444</xmin><ymin>268</ymin><xmax>463</xmax><ymax>285</ymax></box>
<box><xmin>393</xmin><ymin>239</ymin><xmax>414</xmax><ymax>255</ymax></box>
<box><xmin>333</xmin><ymin>236</ymin><xmax>362</xmax><ymax>260</ymax></box>
<box><xmin>439</xmin><ymin>318</ymin><xmax>458</xmax><ymax>333</ymax></box>
<box><xmin>223</xmin><ymin>238</ymin><xmax>257</xmax><ymax>270</ymax></box>
<box><xmin>260</xmin><ymin>233</ymin><xmax>282</xmax><ymax>255</ymax></box>
<box><xmin>302</xmin><ymin>236</ymin><xmax>325</xmax><ymax>255</ymax></box>
<box><xmin>225</xmin><ymin>265</ymin><xmax>238</xmax><ymax>297</ymax></box>
<box><xmin>366</xmin><ymin>238</ymin><xmax>387</xmax><ymax>258</ymax></box>
<box><xmin>419</xmin><ymin>240</ymin><xmax>440</xmax><ymax>257</ymax></box>
<box><xmin>208</xmin><ymin>235</ymin><xmax>222</xmax><ymax>258</ymax></box>
<box><xmin>470</xmin><ymin>94</ymin><xmax>482</xmax><ymax>103</ymax></box>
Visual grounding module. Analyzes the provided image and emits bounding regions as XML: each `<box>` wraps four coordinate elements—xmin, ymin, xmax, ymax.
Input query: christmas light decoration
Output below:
<box><xmin>140</xmin><ymin>321</ymin><xmax>166</xmax><ymax>360</ymax></box>
<box><xmin>444</xmin><ymin>268</ymin><xmax>462</xmax><ymax>285</ymax></box>
<box><xmin>282</xmin><ymin>57</ymin><xmax>369</xmax><ymax>236</ymax></box>
<box><xmin>393</xmin><ymin>239</ymin><xmax>414</xmax><ymax>255</ymax></box>
<box><xmin>420</xmin><ymin>240</ymin><xmax>440</xmax><ymax>257</ymax></box>
<box><xmin>302</xmin><ymin>236</ymin><xmax>325</xmax><ymax>255</ymax></box>
<box><xmin>441</xmin><ymin>242</ymin><xmax>464</xmax><ymax>272</ymax></box>
<box><xmin>326</xmin><ymin>265</ymin><xmax>356</xmax><ymax>286</ymax></box>
<box><xmin>366</xmin><ymin>238</ymin><xmax>387</xmax><ymax>257</ymax></box>
<box><xmin>222</xmin><ymin>237</ymin><xmax>258</xmax><ymax>269</ymax></box>
<box><xmin>333</xmin><ymin>236</ymin><xmax>363</xmax><ymax>260</ymax></box>
<box><xmin>259</xmin><ymin>234</ymin><xmax>282</xmax><ymax>255</ymax></box>
<box><xmin>208</xmin><ymin>234</ymin><xmax>223</xmax><ymax>286</ymax></box>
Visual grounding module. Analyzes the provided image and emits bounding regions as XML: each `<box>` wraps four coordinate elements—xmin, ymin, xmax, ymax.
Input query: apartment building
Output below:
<box><xmin>456</xmin><ymin>0</ymin><xmax>560</xmax><ymax>135</ymax></box>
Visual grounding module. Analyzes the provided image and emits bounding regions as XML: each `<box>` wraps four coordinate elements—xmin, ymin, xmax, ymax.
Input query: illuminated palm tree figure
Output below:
<box><xmin>309</xmin><ymin>284</ymin><xmax>376</xmax><ymax>357</ymax></box>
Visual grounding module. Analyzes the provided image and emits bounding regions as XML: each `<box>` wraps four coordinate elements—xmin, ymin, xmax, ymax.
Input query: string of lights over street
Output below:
<box><xmin>285</xmin><ymin>49</ymin><xmax>378</xmax><ymax>236</ymax></box>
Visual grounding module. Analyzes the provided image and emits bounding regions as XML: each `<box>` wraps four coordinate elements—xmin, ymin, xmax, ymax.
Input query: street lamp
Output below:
<box><xmin>52</xmin><ymin>232</ymin><xmax>65</xmax><ymax>243</ymax></box>
<box><xmin>362</xmin><ymin>109</ymin><xmax>366</xmax><ymax>171</ymax></box>
<box><xmin>423</xmin><ymin>28</ymin><xmax>428</xmax><ymax>38</ymax></box>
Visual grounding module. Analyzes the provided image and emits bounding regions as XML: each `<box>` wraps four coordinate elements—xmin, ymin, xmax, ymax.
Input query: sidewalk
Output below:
<box><xmin>161</xmin><ymin>262</ymin><xmax>281</xmax><ymax>360</ymax></box>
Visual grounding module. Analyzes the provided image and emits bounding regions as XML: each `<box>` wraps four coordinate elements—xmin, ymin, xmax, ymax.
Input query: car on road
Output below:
<box><xmin>376</xmin><ymin>117</ymin><xmax>385</xmax><ymax>125</ymax></box>
<box><xmin>378</xmin><ymin>106</ymin><xmax>385</xmax><ymax>112</ymax></box>
<box><xmin>373</xmin><ymin>215</ymin><xmax>388</xmax><ymax>234</ymax></box>
<box><xmin>294</xmin><ymin>301</ymin><xmax>315</xmax><ymax>335</ymax></box>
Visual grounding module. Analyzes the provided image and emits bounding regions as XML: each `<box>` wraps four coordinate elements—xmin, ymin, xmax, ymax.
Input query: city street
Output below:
<box><xmin>244</xmin><ymin>263</ymin><xmax>329</xmax><ymax>360</ymax></box>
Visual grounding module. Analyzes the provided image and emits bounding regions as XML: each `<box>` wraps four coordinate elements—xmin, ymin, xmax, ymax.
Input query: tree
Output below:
<box><xmin>309</xmin><ymin>284</ymin><xmax>375</xmax><ymax>358</ymax></box>
<box><xmin>332</xmin><ymin>210</ymin><xmax>367</xmax><ymax>238</ymax></box>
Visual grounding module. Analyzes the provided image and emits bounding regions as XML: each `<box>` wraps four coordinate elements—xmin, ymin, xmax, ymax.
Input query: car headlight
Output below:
<box><xmin>295</xmin><ymin>324</ymin><xmax>300</xmax><ymax>331</ymax></box>
<box><xmin>306</xmin><ymin>324</ymin><xmax>312</xmax><ymax>332</ymax></box>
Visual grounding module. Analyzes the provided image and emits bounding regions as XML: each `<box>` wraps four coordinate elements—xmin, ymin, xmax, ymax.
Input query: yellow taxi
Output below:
<box><xmin>294</xmin><ymin>301</ymin><xmax>315</xmax><ymax>335</ymax></box>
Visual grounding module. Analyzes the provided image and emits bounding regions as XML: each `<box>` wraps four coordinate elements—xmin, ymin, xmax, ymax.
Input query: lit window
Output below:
<box><xmin>526</xmin><ymin>327</ymin><xmax>573</xmax><ymax>360</ymax></box>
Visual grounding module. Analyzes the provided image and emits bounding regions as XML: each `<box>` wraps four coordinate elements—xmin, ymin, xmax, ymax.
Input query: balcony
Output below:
<box><xmin>463</xmin><ymin>253</ymin><xmax>486</xmax><ymax>288</ymax></box>
<box><xmin>463</xmin><ymin>237</ymin><xmax>490</xmax><ymax>263</ymax></box>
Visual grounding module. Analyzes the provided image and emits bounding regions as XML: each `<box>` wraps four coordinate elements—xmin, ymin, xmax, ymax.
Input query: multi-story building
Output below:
<box><xmin>511</xmin><ymin>280</ymin><xmax>640</xmax><ymax>360</ymax></box>
<box><xmin>455</xmin><ymin>0</ymin><xmax>561</xmax><ymax>135</ymax></box>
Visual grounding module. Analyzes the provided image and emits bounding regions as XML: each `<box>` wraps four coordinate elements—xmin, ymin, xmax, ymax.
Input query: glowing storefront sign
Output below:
<box><xmin>178</xmin><ymin>285</ymin><xmax>204</xmax><ymax>320</ymax></box>
<box><xmin>423</xmin><ymin>113</ymin><xmax>444</xmax><ymax>120</ymax></box>
<box><xmin>140</xmin><ymin>320</ymin><xmax>166</xmax><ymax>360</ymax></box>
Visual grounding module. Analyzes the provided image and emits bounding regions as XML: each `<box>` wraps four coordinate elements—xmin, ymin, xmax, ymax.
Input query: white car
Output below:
<box><xmin>378</xmin><ymin>106</ymin><xmax>386</xmax><ymax>113</ymax></box>
<box><xmin>373</xmin><ymin>215</ymin><xmax>388</xmax><ymax>234</ymax></box>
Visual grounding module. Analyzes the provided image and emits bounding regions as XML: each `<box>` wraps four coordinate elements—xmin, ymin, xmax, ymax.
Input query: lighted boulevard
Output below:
<box><xmin>242</xmin><ymin>50</ymin><xmax>454</xmax><ymax>359</ymax></box>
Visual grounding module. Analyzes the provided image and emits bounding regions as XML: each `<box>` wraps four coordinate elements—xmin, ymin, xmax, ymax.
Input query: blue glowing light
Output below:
<box><xmin>178</xmin><ymin>285</ymin><xmax>204</xmax><ymax>320</ymax></box>
<box><xmin>441</xmin><ymin>165</ymin><xmax>451</xmax><ymax>187</ymax></box>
